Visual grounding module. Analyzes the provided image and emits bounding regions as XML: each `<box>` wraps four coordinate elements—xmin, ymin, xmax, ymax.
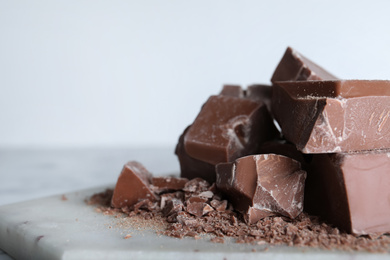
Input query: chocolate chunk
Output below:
<box><xmin>184</xmin><ymin>95</ymin><xmax>279</xmax><ymax>165</ymax></box>
<box><xmin>186</xmin><ymin>197</ymin><xmax>214</xmax><ymax>217</ymax></box>
<box><xmin>272</xmin><ymin>80</ymin><xmax>390</xmax><ymax>153</ymax></box>
<box><xmin>111</xmin><ymin>161</ymin><xmax>157</xmax><ymax>208</ymax></box>
<box><xmin>162</xmin><ymin>198</ymin><xmax>184</xmax><ymax>218</ymax></box>
<box><xmin>305</xmin><ymin>150</ymin><xmax>390</xmax><ymax>235</ymax></box>
<box><xmin>219</xmin><ymin>84</ymin><xmax>245</xmax><ymax>98</ymax></box>
<box><xmin>246</xmin><ymin>84</ymin><xmax>273</xmax><ymax>112</ymax></box>
<box><xmin>271</xmin><ymin>46</ymin><xmax>337</xmax><ymax>83</ymax></box>
<box><xmin>175</xmin><ymin>125</ymin><xmax>216</xmax><ymax>183</ymax></box>
<box><xmin>216</xmin><ymin>154</ymin><xmax>306</xmax><ymax>224</ymax></box>
<box><xmin>151</xmin><ymin>177</ymin><xmax>188</xmax><ymax>194</ymax></box>
<box><xmin>257</xmin><ymin>140</ymin><xmax>310</xmax><ymax>170</ymax></box>
<box><xmin>219</xmin><ymin>84</ymin><xmax>273</xmax><ymax>112</ymax></box>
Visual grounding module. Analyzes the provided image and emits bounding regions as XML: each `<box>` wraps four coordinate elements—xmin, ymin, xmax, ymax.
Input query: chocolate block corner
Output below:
<box><xmin>272</xmin><ymin>80</ymin><xmax>390</xmax><ymax>153</ymax></box>
<box><xmin>271</xmin><ymin>47</ymin><xmax>337</xmax><ymax>83</ymax></box>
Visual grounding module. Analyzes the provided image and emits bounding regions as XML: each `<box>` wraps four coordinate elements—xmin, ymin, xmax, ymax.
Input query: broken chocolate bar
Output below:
<box><xmin>272</xmin><ymin>80</ymin><xmax>390</xmax><ymax>153</ymax></box>
<box><xmin>175</xmin><ymin>125</ymin><xmax>216</xmax><ymax>183</ymax></box>
<box><xmin>219</xmin><ymin>84</ymin><xmax>273</xmax><ymax>112</ymax></box>
<box><xmin>305</xmin><ymin>150</ymin><xmax>390</xmax><ymax>235</ymax></box>
<box><xmin>111</xmin><ymin>161</ymin><xmax>157</xmax><ymax>208</ymax></box>
<box><xmin>216</xmin><ymin>154</ymin><xmax>306</xmax><ymax>224</ymax></box>
<box><xmin>271</xmin><ymin>46</ymin><xmax>337</xmax><ymax>83</ymax></box>
<box><xmin>184</xmin><ymin>95</ymin><xmax>279</xmax><ymax>165</ymax></box>
<box><xmin>151</xmin><ymin>177</ymin><xmax>188</xmax><ymax>194</ymax></box>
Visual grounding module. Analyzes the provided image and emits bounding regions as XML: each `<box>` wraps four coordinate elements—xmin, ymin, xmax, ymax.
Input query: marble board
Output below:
<box><xmin>0</xmin><ymin>186</ymin><xmax>389</xmax><ymax>260</ymax></box>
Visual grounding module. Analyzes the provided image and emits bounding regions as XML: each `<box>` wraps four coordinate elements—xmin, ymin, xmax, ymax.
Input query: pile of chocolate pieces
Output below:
<box><xmin>111</xmin><ymin>47</ymin><xmax>390</xmax><ymax>236</ymax></box>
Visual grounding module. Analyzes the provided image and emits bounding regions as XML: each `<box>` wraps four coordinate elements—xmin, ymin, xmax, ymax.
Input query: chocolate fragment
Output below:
<box><xmin>175</xmin><ymin>125</ymin><xmax>216</xmax><ymax>183</ymax></box>
<box><xmin>184</xmin><ymin>95</ymin><xmax>279</xmax><ymax>165</ymax></box>
<box><xmin>272</xmin><ymin>80</ymin><xmax>390</xmax><ymax>153</ymax></box>
<box><xmin>89</xmin><ymin>179</ymin><xmax>390</xmax><ymax>252</ymax></box>
<box><xmin>271</xmin><ymin>46</ymin><xmax>337</xmax><ymax>83</ymax></box>
<box><xmin>219</xmin><ymin>84</ymin><xmax>245</xmax><ymax>98</ymax></box>
<box><xmin>216</xmin><ymin>154</ymin><xmax>306</xmax><ymax>224</ymax></box>
<box><xmin>305</xmin><ymin>150</ymin><xmax>390</xmax><ymax>235</ymax></box>
<box><xmin>246</xmin><ymin>84</ymin><xmax>273</xmax><ymax>112</ymax></box>
<box><xmin>151</xmin><ymin>177</ymin><xmax>188</xmax><ymax>194</ymax></box>
<box><xmin>219</xmin><ymin>84</ymin><xmax>273</xmax><ymax>112</ymax></box>
<box><xmin>111</xmin><ymin>161</ymin><xmax>157</xmax><ymax>208</ymax></box>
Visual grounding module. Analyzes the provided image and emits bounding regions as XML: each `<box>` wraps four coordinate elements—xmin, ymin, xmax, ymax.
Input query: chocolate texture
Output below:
<box><xmin>175</xmin><ymin>125</ymin><xmax>216</xmax><ymax>183</ymax></box>
<box><xmin>184</xmin><ymin>95</ymin><xmax>279</xmax><ymax>165</ymax></box>
<box><xmin>151</xmin><ymin>177</ymin><xmax>188</xmax><ymax>194</ymax></box>
<box><xmin>271</xmin><ymin>46</ymin><xmax>337</xmax><ymax>83</ymax></box>
<box><xmin>216</xmin><ymin>154</ymin><xmax>306</xmax><ymax>224</ymax></box>
<box><xmin>272</xmin><ymin>80</ymin><xmax>390</xmax><ymax>153</ymax></box>
<box><xmin>111</xmin><ymin>161</ymin><xmax>157</xmax><ymax>208</ymax></box>
<box><xmin>305</xmin><ymin>150</ymin><xmax>390</xmax><ymax>235</ymax></box>
<box><xmin>219</xmin><ymin>84</ymin><xmax>272</xmax><ymax>112</ymax></box>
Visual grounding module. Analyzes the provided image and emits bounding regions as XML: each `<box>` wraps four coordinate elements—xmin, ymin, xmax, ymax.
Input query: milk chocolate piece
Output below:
<box><xmin>216</xmin><ymin>154</ymin><xmax>306</xmax><ymax>224</ymax></box>
<box><xmin>111</xmin><ymin>161</ymin><xmax>157</xmax><ymax>208</ymax></box>
<box><xmin>219</xmin><ymin>84</ymin><xmax>272</xmax><ymax>111</ymax></box>
<box><xmin>271</xmin><ymin>47</ymin><xmax>337</xmax><ymax>83</ymax></box>
<box><xmin>219</xmin><ymin>84</ymin><xmax>245</xmax><ymax>98</ymax></box>
<box><xmin>305</xmin><ymin>150</ymin><xmax>390</xmax><ymax>235</ymax></box>
<box><xmin>184</xmin><ymin>95</ymin><xmax>279</xmax><ymax>165</ymax></box>
<box><xmin>175</xmin><ymin>125</ymin><xmax>216</xmax><ymax>183</ymax></box>
<box><xmin>151</xmin><ymin>177</ymin><xmax>188</xmax><ymax>194</ymax></box>
<box><xmin>272</xmin><ymin>80</ymin><xmax>390</xmax><ymax>153</ymax></box>
<box><xmin>246</xmin><ymin>84</ymin><xmax>273</xmax><ymax>112</ymax></box>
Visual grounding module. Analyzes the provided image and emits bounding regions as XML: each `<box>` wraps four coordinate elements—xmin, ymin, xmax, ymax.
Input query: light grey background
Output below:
<box><xmin>1</xmin><ymin>0</ymin><xmax>390</xmax><ymax>148</ymax></box>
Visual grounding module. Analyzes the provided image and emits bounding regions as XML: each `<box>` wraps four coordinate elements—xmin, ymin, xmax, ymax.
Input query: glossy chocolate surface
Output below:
<box><xmin>216</xmin><ymin>154</ymin><xmax>306</xmax><ymax>224</ymax></box>
<box><xmin>272</xmin><ymin>80</ymin><xmax>390</xmax><ymax>153</ymax></box>
<box><xmin>271</xmin><ymin>46</ymin><xmax>337</xmax><ymax>83</ymax></box>
<box><xmin>175</xmin><ymin>125</ymin><xmax>216</xmax><ymax>183</ymax></box>
<box><xmin>111</xmin><ymin>161</ymin><xmax>157</xmax><ymax>208</ymax></box>
<box><xmin>305</xmin><ymin>150</ymin><xmax>390</xmax><ymax>235</ymax></box>
<box><xmin>184</xmin><ymin>95</ymin><xmax>278</xmax><ymax>165</ymax></box>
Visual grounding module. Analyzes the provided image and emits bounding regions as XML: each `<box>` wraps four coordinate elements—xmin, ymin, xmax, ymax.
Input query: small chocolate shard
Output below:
<box><xmin>272</xmin><ymin>80</ymin><xmax>390</xmax><ymax>153</ymax></box>
<box><xmin>162</xmin><ymin>198</ymin><xmax>184</xmax><ymax>217</ymax></box>
<box><xmin>186</xmin><ymin>196</ymin><xmax>213</xmax><ymax>217</ymax></box>
<box><xmin>111</xmin><ymin>161</ymin><xmax>157</xmax><ymax>208</ymax></box>
<box><xmin>210</xmin><ymin>199</ymin><xmax>228</xmax><ymax>212</ymax></box>
<box><xmin>271</xmin><ymin>46</ymin><xmax>337</xmax><ymax>83</ymax></box>
<box><xmin>216</xmin><ymin>154</ymin><xmax>306</xmax><ymax>224</ymax></box>
<box><xmin>151</xmin><ymin>177</ymin><xmax>188</xmax><ymax>194</ymax></box>
<box><xmin>184</xmin><ymin>95</ymin><xmax>279</xmax><ymax>165</ymax></box>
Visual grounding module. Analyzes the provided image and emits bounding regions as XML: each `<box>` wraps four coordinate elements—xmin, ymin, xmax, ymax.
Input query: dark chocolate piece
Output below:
<box><xmin>272</xmin><ymin>80</ymin><xmax>390</xmax><ymax>153</ymax></box>
<box><xmin>305</xmin><ymin>150</ymin><xmax>390</xmax><ymax>235</ymax></box>
<box><xmin>271</xmin><ymin>46</ymin><xmax>337</xmax><ymax>83</ymax></box>
<box><xmin>175</xmin><ymin>125</ymin><xmax>216</xmax><ymax>183</ymax></box>
<box><xmin>184</xmin><ymin>95</ymin><xmax>279</xmax><ymax>165</ymax></box>
<box><xmin>216</xmin><ymin>154</ymin><xmax>306</xmax><ymax>224</ymax></box>
<box><xmin>111</xmin><ymin>161</ymin><xmax>157</xmax><ymax>208</ymax></box>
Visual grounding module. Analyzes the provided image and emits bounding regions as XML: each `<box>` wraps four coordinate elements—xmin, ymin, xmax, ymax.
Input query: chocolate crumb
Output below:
<box><xmin>87</xmin><ymin>177</ymin><xmax>390</xmax><ymax>252</ymax></box>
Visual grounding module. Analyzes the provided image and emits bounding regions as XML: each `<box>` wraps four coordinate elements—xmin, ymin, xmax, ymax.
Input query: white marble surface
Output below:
<box><xmin>0</xmin><ymin>147</ymin><xmax>178</xmax><ymax>259</ymax></box>
<box><xmin>1</xmin><ymin>148</ymin><xmax>389</xmax><ymax>259</ymax></box>
<box><xmin>2</xmin><ymin>186</ymin><xmax>389</xmax><ymax>260</ymax></box>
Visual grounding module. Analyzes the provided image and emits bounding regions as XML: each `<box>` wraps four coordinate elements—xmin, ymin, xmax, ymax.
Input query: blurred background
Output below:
<box><xmin>1</xmin><ymin>0</ymin><xmax>390</xmax><ymax>149</ymax></box>
<box><xmin>0</xmin><ymin>2</ymin><xmax>390</xmax><ymax>257</ymax></box>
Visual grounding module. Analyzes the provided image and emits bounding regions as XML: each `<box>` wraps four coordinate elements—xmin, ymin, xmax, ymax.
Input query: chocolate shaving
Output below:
<box><xmin>88</xmin><ymin>178</ymin><xmax>390</xmax><ymax>252</ymax></box>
